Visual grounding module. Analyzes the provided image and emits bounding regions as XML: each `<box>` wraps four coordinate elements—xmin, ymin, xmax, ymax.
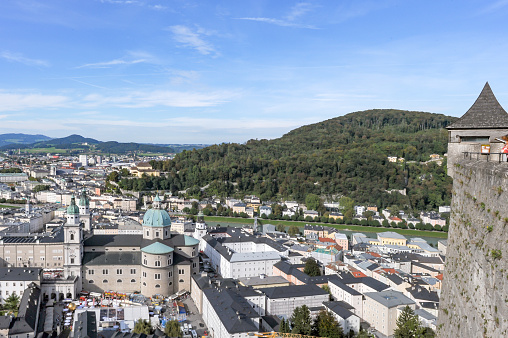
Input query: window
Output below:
<box><xmin>155</xmin><ymin>274</ymin><xmax>161</xmax><ymax>280</ymax></box>
<box><xmin>117</xmin><ymin>279</ymin><xmax>122</xmax><ymax>283</ymax></box>
<box><xmin>178</xmin><ymin>269</ymin><xmax>184</xmax><ymax>275</ymax></box>
<box><xmin>117</xmin><ymin>269</ymin><xmax>123</xmax><ymax>275</ymax></box>
<box><xmin>130</xmin><ymin>269</ymin><xmax>136</xmax><ymax>274</ymax></box>
<box><xmin>146</xmin><ymin>231</ymin><xmax>149</xmax><ymax>236</ymax></box>
<box><xmin>143</xmin><ymin>282</ymin><xmax>146</xmax><ymax>286</ymax></box>
<box><xmin>143</xmin><ymin>259</ymin><xmax>147</xmax><ymax>265</ymax></box>
<box><xmin>155</xmin><ymin>261</ymin><xmax>161</xmax><ymax>267</ymax></box>
<box><xmin>460</xmin><ymin>136</ymin><xmax>489</xmax><ymax>143</ymax></box>
<box><xmin>131</xmin><ymin>279</ymin><xmax>136</xmax><ymax>283</ymax></box>
<box><xmin>143</xmin><ymin>272</ymin><xmax>147</xmax><ymax>278</ymax></box>
<box><xmin>89</xmin><ymin>270</ymin><xmax>94</xmax><ymax>275</ymax></box>
<box><xmin>102</xmin><ymin>269</ymin><xmax>109</xmax><ymax>275</ymax></box>
<box><xmin>70</xmin><ymin>234</ymin><xmax>74</xmax><ymax>241</ymax></box>
<box><xmin>89</xmin><ymin>280</ymin><xmax>94</xmax><ymax>284</ymax></box>
<box><xmin>103</xmin><ymin>280</ymin><xmax>108</xmax><ymax>283</ymax></box>
<box><xmin>156</xmin><ymin>232</ymin><xmax>160</xmax><ymax>237</ymax></box>
<box><xmin>193</xmin><ymin>262</ymin><xmax>197</xmax><ymax>268</ymax></box>
<box><xmin>70</xmin><ymin>258</ymin><xmax>75</xmax><ymax>264</ymax></box>
<box><xmin>169</xmin><ymin>282</ymin><xmax>172</xmax><ymax>285</ymax></box>
<box><xmin>168</xmin><ymin>271</ymin><xmax>172</xmax><ymax>277</ymax></box>
<box><xmin>155</xmin><ymin>284</ymin><xmax>160</xmax><ymax>288</ymax></box>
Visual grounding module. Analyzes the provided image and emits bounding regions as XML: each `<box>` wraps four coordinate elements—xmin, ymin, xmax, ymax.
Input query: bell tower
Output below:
<box><xmin>64</xmin><ymin>195</ymin><xmax>83</xmax><ymax>290</ymax></box>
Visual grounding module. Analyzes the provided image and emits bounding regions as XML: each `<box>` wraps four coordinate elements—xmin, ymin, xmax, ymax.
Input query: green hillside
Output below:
<box><xmin>120</xmin><ymin>109</ymin><xmax>456</xmax><ymax>211</ymax></box>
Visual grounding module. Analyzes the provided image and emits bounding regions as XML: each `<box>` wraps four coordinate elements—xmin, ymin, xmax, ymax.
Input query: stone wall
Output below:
<box><xmin>437</xmin><ymin>160</ymin><xmax>508</xmax><ymax>337</ymax></box>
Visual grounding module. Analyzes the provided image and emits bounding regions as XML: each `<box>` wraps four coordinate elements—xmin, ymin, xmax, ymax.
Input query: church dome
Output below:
<box><xmin>67</xmin><ymin>195</ymin><xmax>80</xmax><ymax>215</ymax></box>
<box><xmin>142</xmin><ymin>208</ymin><xmax>171</xmax><ymax>227</ymax></box>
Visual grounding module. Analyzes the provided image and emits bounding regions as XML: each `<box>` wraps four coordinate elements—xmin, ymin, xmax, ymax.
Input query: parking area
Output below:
<box><xmin>180</xmin><ymin>297</ymin><xmax>208</xmax><ymax>337</ymax></box>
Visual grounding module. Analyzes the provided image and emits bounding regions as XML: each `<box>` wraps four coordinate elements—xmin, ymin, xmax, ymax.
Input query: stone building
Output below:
<box><xmin>447</xmin><ymin>82</ymin><xmax>508</xmax><ymax>178</ymax></box>
<box><xmin>82</xmin><ymin>194</ymin><xmax>199</xmax><ymax>296</ymax></box>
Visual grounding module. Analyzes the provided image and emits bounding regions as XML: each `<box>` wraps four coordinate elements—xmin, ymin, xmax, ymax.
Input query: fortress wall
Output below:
<box><xmin>437</xmin><ymin>160</ymin><xmax>508</xmax><ymax>337</ymax></box>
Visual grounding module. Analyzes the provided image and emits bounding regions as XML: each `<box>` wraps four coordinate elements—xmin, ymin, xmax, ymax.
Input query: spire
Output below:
<box><xmin>448</xmin><ymin>82</ymin><xmax>508</xmax><ymax>129</ymax></box>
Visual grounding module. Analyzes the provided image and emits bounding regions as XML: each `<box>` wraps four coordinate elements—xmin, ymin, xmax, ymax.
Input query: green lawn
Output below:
<box><xmin>203</xmin><ymin>216</ymin><xmax>448</xmax><ymax>239</ymax></box>
<box><xmin>0</xmin><ymin>204</ymin><xmax>21</xmax><ymax>209</ymax></box>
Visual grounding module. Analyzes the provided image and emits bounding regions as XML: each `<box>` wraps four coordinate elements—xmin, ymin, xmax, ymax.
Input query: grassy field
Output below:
<box><xmin>23</xmin><ymin>147</ymin><xmax>71</xmax><ymax>154</ymax></box>
<box><xmin>203</xmin><ymin>216</ymin><xmax>448</xmax><ymax>239</ymax></box>
<box><xmin>0</xmin><ymin>204</ymin><xmax>21</xmax><ymax>209</ymax></box>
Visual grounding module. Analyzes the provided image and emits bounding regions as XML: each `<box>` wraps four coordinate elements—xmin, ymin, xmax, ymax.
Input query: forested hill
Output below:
<box><xmin>125</xmin><ymin>109</ymin><xmax>457</xmax><ymax>211</ymax></box>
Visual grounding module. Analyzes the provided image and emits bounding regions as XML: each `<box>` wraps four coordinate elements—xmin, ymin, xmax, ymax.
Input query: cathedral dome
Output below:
<box><xmin>78</xmin><ymin>189</ymin><xmax>89</xmax><ymax>207</ymax></box>
<box><xmin>142</xmin><ymin>208</ymin><xmax>171</xmax><ymax>227</ymax></box>
<box><xmin>67</xmin><ymin>195</ymin><xmax>80</xmax><ymax>215</ymax></box>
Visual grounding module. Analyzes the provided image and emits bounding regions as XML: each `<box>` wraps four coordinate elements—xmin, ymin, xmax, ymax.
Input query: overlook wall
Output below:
<box><xmin>437</xmin><ymin>160</ymin><xmax>508</xmax><ymax>337</ymax></box>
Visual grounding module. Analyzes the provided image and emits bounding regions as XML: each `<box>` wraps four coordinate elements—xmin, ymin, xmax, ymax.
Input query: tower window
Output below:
<box><xmin>70</xmin><ymin>234</ymin><xmax>74</xmax><ymax>241</ymax></box>
<box><xmin>155</xmin><ymin>261</ymin><xmax>161</xmax><ymax>267</ymax></box>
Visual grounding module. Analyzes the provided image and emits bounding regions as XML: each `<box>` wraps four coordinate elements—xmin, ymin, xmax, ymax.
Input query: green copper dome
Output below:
<box><xmin>78</xmin><ymin>189</ymin><xmax>89</xmax><ymax>207</ymax></box>
<box><xmin>142</xmin><ymin>208</ymin><xmax>171</xmax><ymax>227</ymax></box>
<box><xmin>141</xmin><ymin>242</ymin><xmax>174</xmax><ymax>255</ymax></box>
<box><xmin>67</xmin><ymin>195</ymin><xmax>80</xmax><ymax>215</ymax></box>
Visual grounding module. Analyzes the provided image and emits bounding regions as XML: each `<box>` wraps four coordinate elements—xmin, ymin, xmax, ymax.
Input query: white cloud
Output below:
<box><xmin>481</xmin><ymin>0</ymin><xmax>508</xmax><ymax>13</ymax></box>
<box><xmin>168</xmin><ymin>25</ymin><xmax>217</xmax><ymax>55</ymax></box>
<box><xmin>0</xmin><ymin>51</ymin><xmax>49</xmax><ymax>67</ymax></box>
<box><xmin>0</xmin><ymin>92</ymin><xmax>69</xmax><ymax>112</ymax></box>
<box><xmin>81</xmin><ymin>89</ymin><xmax>236</xmax><ymax>108</ymax></box>
<box><xmin>285</xmin><ymin>3</ymin><xmax>313</xmax><ymax>21</ymax></box>
<box><xmin>76</xmin><ymin>51</ymin><xmax>154</xmax><ymax>68</ymax></box>
<box><xmin>238</xmin><ymin>2</ymin><xmax>316</xmax><ymax>29</ymax></box>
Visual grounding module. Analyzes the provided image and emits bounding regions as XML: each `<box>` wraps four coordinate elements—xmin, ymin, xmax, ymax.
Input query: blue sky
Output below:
<box><xmin>1</xmin><ymin>0</ymin><xmax>508</xmax><ymax>144</ymax></box>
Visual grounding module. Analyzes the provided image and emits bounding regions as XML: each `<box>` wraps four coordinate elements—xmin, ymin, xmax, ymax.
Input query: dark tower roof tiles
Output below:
<box><xmin>448</xmin><ymin>82</ymin><xmax>508</xmax><ymax>129</ymax></box>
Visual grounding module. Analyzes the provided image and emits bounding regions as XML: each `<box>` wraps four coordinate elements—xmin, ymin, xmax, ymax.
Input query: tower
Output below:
<box><xmin>194</xmin><ymin>212</ymin><xmax>207</xmax><ymax>241</ymax></box>
<box><xmin>78</xmin><ymin>188</ymin><xmax>91</xmax><ymax>232</ymax></box>
<box><xmin>64</xmin><ymin>195</ymin><xmax>83</xmax><ymax>290</ymax></box>
<box><xmin>447</xmin><ymin>82</ymin><xmax>508</xmax><ymax>178</ymax></box>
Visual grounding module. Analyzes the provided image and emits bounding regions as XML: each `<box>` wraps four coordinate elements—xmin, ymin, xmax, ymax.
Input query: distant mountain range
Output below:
<box><xmin>0</xmin><ymin>133</ymin><xmax>208</xmax><ymax>154</ymax></box>
<box><xmin>0</xmin><ymin>133</ymin><xmax>52</xmax><ymax>147</ymax></box>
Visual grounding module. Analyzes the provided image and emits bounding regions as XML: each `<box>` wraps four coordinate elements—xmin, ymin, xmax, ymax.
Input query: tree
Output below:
<box><xmin>279</xmin><ymin>318</ymin><xmax>290</xmax><ymax>333</ymax></box>
<box><xmin>133</xmin><ymin>319</ymin><xmax>153</xmax><ymax>335</ymax></box>
<box><xmin>288</xmin><ymin>225</ymin><xmax>300</xmax><ymax>236</ymax></box>
<box><xmin>3</xmin><ymin>294</ymin><xmax>20</xmax><ymax>315</ymax></box>
<box><xmin>312</xmin><ymin>310</ymin><xmax>343</xmax><ymax>338</ymax></box>
<box><xmin>306</xmin><ymin>194</ymin><xmax>324</xmax><ymax>213</ymax></box>
<box><xmin>304</xmin><ymin>258</ymin><xmax>321</xmax><ymax>277</ymax></box>
<box><xmin>164</xmin><ymin>319</ymin><xmax>182</xmax><ymax>337</ymax></box>
<box><xmin>394</xmin><ymin>305</ymin><xmax>434</xmax><ymax>338</ymax></box>
<box><xmin>290</xmin><ymin>305</ymin><xmax>313</xmax><ymax>335</ymax></box>
<box><xmin>276</xmin><ymin>224</ymin><xmax>286</xmax><ymax>232</ymax></box>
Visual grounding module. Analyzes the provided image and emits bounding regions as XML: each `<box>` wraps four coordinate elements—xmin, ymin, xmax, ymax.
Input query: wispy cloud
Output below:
<box><xmin>81</xmin><ymin>89</ymin><xmax>236</xmax><ymax>108</ymax></box>
<box><xmin>0</xmin><ymin>51</ymin><xmax>49</xmax><ymax>67</ymax></box>
<box><xmin>168</xmin><ymin>25</ymin><xmax>217</xmax><ymax>55</ymax></box>
<box><xmin>237</xmin><ymin>3</ymin><xmax>317</xmax><ymax>29</ymax></box>
<box><xmin>480</xmin><ymin>0</ymin><xmax>508</xmax><ymax>14</ymax></box>
<box><xmin>0</xmin><ymin>92</ymin><xmax>69</xmax><ymax>112</ymax></box>
<box><xmin>76</xmin><ymin>51</ymin><xmax>154</xmax><ymax>68</ymax></box>
<box><xmin>99</xmin><ymin>0</ymin><xmax>166</xmax><ymax>10</ymax></box>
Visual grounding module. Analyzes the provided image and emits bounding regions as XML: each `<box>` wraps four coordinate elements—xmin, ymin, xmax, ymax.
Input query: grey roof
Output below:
<box><xmin>0</xmin><ymin>268</ymin><xmax>41</xmax><ymax>281</ymax></box>
<box><xmin>82</xmin><ymin>252</ymin><xmax>141</xmax><ymax>266</ymax></box>
<box><xmin>405</xmin><ymin>287</ymin><xmax>440</xmax><ymax>302</ymax></box>
<box><xmin>329</xmin><ymin>279</ymin><xmax>361</xmax><ymax>296</ymax></box>
<box><xmin>0</xmin><ymin>316</ymin><xmax>12</xmax><ymax>330</ymax></box>
<box><xmin>74</xmin><ymin>311</ymin><xmax>97</xmax><ymax>338</ymax></box>
<box><xmin>203</xmin><ymin>287</ymin><xmax>260</xmax><ymax>334</ymax></box>
<box><xmin>364</xmin><ymin>290</ymin><xmax>415</xmax><ymax>308</ymax></box>
<box><xmin>259</xmin><ymin>284</ymin><xmax>328</xmax><ymax>299</ymax></box>
<box><xmin>448</xmin><ymin>82</ymin><xmax>508</xmax><ymax>129</ymax></box>
<box><xmin>323</xmin><ymin>301</ymin><xmax>357</xmax><ymax>320</ymax></box>
<box><xmin>238</xmin><ymin>275</ymin><xmax>289</xmax><ymax>287</ymax></box>
<box><xmin>9</xmin><ymin>283</ymin><xmax>41</xmax><ymax>334</ymax></box>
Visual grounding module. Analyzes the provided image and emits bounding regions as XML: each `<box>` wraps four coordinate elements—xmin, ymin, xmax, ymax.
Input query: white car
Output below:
<box><xmin>190</xmin><ymin>330</ymin><xmax>197</xmax><ymax>338</ymax></box>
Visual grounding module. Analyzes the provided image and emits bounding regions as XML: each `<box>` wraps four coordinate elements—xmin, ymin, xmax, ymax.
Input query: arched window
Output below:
<box><xmin>155</xmin><ymin>284</ymin><xmax>161</xmax><ymax>288</ymax></box>
<box><xmin>155</xmin><ymin>261</ymin><xmax>161</xmax><ymax>267</ymax></box>
<box><xmin>117</xmin><ymin>279</ymin><xmax>122</xmax><ymax>283</ymax></box>
<box><xmin>143</xmin><ymin>282</ymin><xmax>146</xmax><ymax>286</ymax></box>
<box><xmin>131</xmin><ymin>279</ymin><xmax>136</xmax><ymax>283</ymax></box>
<box><xmin>103</xmin><ymin>280</ymin><xmax>108</xmax><ymax>283</ymax></box>
<box><xmin>89</xmin><ymin>280</ymin><xmax>94</xmax><ymax>284</ymax></box>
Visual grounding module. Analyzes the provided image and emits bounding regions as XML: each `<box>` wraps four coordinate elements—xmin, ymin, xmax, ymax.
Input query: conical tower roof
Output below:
<box><xmin>448</xmin><ymin>82</ymin><xmax>508</xmax><ymax>129</ymax></box>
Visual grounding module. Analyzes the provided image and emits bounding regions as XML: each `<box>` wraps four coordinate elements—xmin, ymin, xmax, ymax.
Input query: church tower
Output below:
<box><xmin>194</xmin><ymin>211</ymin><xmax>207</xmax><ymax>244</ymax></box>
<box><xmin>64</xmin><ymin>195</ymin><xmax>83</xmax><ymax>290</ymax></box>
<box><xmin>78</xmin><ymin>188</ymin><xmax>91</xmax><ymax>232</ymax></box>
